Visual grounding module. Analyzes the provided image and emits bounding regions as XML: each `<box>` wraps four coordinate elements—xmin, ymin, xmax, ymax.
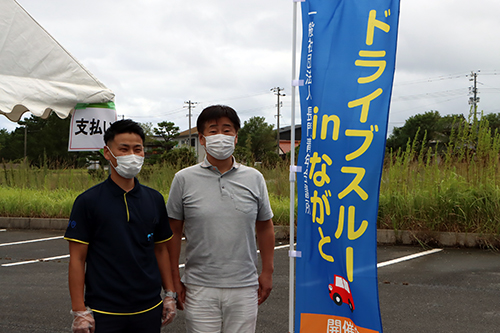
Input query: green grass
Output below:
<box><xmin>378</xmin><ymin>114</ymin><xmax>500</xmax><ymax>235</ymax></box>
<box><xmin>2</xmin><ymin>115</ymin><xmax>500</xmax><ymax>235</ymax></box>
<box><xmin>0</xmin><ymin>187</ymin><xmax>78</xmax><ymax>218</ymax></box>
<box><xmin>0</xmin><ymin>162</ymin><xmax>293</xmax><ymax>225</ymax></box>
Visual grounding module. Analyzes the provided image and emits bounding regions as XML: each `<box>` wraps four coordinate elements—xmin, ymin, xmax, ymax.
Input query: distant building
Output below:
<box><xmin>278</xmin><ymin>125</ymin><xmax>301</xmax><ymax>156</ymax></box>
<box><xmin>168</xmin><ymin>124</ymin><xmax>302</xmax><ymax>163</ymax></box>
<box><xmin>173</xmin><ymin>127</ymin><xmax>205</xmax><ymax>162</ymax></box>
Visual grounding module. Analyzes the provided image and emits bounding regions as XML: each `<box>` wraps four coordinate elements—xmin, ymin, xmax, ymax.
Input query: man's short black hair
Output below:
<box><xmin>103</xmin><ymin>119</ymin><xmax>145</xmax><ymax>145</ymax></box>
<box><xmin>196</xmin><ymin>105</ymin><xmax>241</xmax><ymax>134</ymax></box>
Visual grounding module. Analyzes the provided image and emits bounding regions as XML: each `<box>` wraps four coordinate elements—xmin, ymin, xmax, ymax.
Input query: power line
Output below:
<box><xmin>394</xmin><ymin>70</ymin><xmax>500</xmax><ymax>87</ymax></box>
<box><xmin>392</xmin><ymin>88</ymin><xmax>468</xmax><ymax>101</ymax></box>
<box><xmin>236</xmin><ymin>105</ymin><xmax>275</xmax><ymax>114</ymax></box>
<box><xmin>475</xmin><ymin>70</ymin><xmax>500</xmax><ymax>76</ymax></box>
<box><xmin>126</xmin><ymin>107</ymin><xmax>185</xmax><ymax>118</ymax></box>
<box><xmin>125</xmin><ymin>91</ymin><xmax>273</xmax><ymax>120</ymax></box>
<box><xmin>390</xmin><ymin>95</ymin><xmax>465</xmax><ymax>114</ymax></box>
<box><xmin>395</xmin><ymin>72</ymin><xmax>469</xmax><ymax>86</ymax></box>
<box><xmin>200</xmin><ymin>91</ymin><xmax>271</xmax><ymax>105</ymax></box>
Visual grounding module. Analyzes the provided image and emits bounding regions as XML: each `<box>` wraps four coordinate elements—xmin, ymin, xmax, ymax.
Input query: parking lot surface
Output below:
<box><xmin>1</xmin><ymin>229</ymin><xmax>499</xmax><ymax>333</ymax></box>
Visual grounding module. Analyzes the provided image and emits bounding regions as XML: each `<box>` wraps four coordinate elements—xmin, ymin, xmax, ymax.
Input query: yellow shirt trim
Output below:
<box><xmin>154</xmin><ymin>234</ymin><xmax>173</xmax><ymax>244</ymax></box>
<box><xmin>123</xmin><ymin>193</ymin><xmax>130</xmax><ymax>222</ymax></box>
<box><xmin>91</xmin><ymin>299</ymin><xmax>163</xmax><ymax>316</ymax></box>
<box><xmin>64</xmin><ymin>237</ymin><xmax>89</xmax><ymax>245</ymax></box>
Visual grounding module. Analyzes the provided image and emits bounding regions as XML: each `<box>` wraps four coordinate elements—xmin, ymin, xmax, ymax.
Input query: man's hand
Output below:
<box><xmin>256</xmin><ymin>218</ymin><xmax>274</xmax><ymax>305</ymax></box>
<box><xmin>258</xmin><ymin>271</ymin><xmax>273</xmax><ymax>305</ymax></box>
<box><xmin>162</xmin><ymin>296</ymin><xmax>177</xmax><ymax>326</ymax></box>
<box><xmin>167</xmin><ymin>218</ymin><xmax>186</xmax><ymax>311</ymax></box>
<box><xmin>71</xmin><ymin>308</ymin><xmax>95</xmax><ymax>333</ymax></box>
<box><xmin>173</xmin><ymin>280</ymin><xmax>186</xmax><ymax>310</ymax></box>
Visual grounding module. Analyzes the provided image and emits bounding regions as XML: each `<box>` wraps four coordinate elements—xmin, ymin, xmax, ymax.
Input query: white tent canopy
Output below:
<box><xmin>0</xmin><ymin>0</ymin><xmax>114</xmax><ymax>122</ymax></box>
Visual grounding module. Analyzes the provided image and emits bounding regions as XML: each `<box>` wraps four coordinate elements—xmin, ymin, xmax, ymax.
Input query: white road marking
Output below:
<box><xmin>2</xmin><ymin>254</ymin><xmax>70</xmax><ymax>267</ymax></box>
<box><xmin>0</xmin><ymin>236</ymin><xmax>64</xmax><ymax>247</ymax></box>
<box><xmin>274</xmin><ymin>244</ymin><xmax>443</xmax><ymax>268</ymax></box>
<box><xmin>2</xmin><ymin>241</ymin><xmax>441</xmax><ymax>269</ymax></box>
<box><xmin>377</xmin><ymin>248</ymin><xmax>443</xmax><ymax>268</ymax></box>
<box><xmin>177</xmin><ymin>244</ymin><xmax>292</xmax><ymax>269</ymax></box>
<box><xmin>274</xmin><ymin>244</ymin><xmax>294</xmax><ymax>251</ymax></box>
<box><xmin>2</xmin><ymin>236</ymin><xmax>182</xmax><ymax>267</ymax></box>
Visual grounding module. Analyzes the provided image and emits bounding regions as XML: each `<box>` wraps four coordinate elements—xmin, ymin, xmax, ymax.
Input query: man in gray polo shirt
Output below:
<box><xmin>166</xmin><ymin>105</ymin><xmax>275</xmax><ymax>333</ymax></box>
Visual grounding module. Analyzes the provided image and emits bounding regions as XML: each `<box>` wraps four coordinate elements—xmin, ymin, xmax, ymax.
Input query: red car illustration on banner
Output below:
<box><xmin>328</xmin><ymin>275</ymin><xmax>355</xmax><ymax>312</ymax></box>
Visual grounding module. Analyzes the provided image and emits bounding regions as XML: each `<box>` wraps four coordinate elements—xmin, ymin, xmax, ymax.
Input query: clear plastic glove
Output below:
<box><xmin>161</xmin><ymin>296</ymin><xmax>176</xmax><ymax>326</ymax></box>
<box><xmin>71</xmin><ymin>307</ymin><xmax>95</xmax><ymax>333</ymax></box>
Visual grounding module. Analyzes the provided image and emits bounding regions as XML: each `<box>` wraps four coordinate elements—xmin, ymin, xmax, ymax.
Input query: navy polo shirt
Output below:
<box><xmin>64</xmin><ymin>177</ymin><xmax>173</xmax><ymax>314</ymax></box>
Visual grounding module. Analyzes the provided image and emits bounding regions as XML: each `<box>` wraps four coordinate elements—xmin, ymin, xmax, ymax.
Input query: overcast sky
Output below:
<box><xmin>1</xmin><ymin>0</ymin><xmax>500</xmax><ymax>136</ymax></box>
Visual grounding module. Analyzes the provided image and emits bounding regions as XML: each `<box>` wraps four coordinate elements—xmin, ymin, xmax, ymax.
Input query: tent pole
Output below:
<box><xmin>289</xmin><ymin>1</ymin><xmax>299</xmax><ymax>332</ymax></box>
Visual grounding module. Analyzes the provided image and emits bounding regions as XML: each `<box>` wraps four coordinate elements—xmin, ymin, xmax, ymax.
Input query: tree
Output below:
<box><xmin>386</xmin><ymin>111</ymin><xmax>467</xmax><ymax>153</ymax></box>
<box><xmin>386</xmin><ymin>111</ymin><xmax>440</xmax><ymax>152</ymax></box>
<box><xmin>0</xmin><ymin>113</ymin><xmax>89</xmax><ymax>167</ymax></box>
<box><xmin>23</xmin><ymin>113</ymin><xmax>75</xmax><ymax>166</ymax></box>
<box><xmin>0</xmin><ymin>126</ymin><xmax>24</xmax><ymax>162</ymax></box>
<box><xmin>0</xmin><ymin>128</ymin><xmax>8</xmax><ymax>140</ymax></box>
<box><xmin>235</xmin><ymin>116</ymin><xmax>278</xmax><ymax>163</ymax></box>
<box><xmin>0</xmin><ymin>128</ymin><xmax>11</xmax><ymax>157</ymax></box>
<box><xmin>153</xmin><ymin>121</ymin><xmax>179</xmax><ymax>151</ymax></box>
<box><xmin>481</xmin><ymin>113</ymin><xmax>500</xmax><ymax>134</ymax></box>
<box><xmin>437</xmin><ymin>114</ymin><xmax>467</xmax><ymax>140</ymax></box>
<box><xmin>140</xmin><ymin>122</ymin><xmax>156</xmax><ymax>144</ymax></box>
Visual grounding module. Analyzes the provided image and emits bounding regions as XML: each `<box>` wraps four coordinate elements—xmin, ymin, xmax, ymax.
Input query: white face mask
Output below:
<box><xmin>106</xmin><ymin>147</ymin><xmax>144</xmax><ymax>179</ymax></box>
<box><xmin>203</xmin><ymin>134</ymin><xmax>235</xmax><ymax>160</ymax></box>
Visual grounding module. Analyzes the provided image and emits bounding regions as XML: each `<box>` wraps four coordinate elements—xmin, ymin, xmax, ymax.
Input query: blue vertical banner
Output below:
<box><xmin>296</xmin><ymin>1</ymin><xmax>400</xmax><ymax>333</ymax></box>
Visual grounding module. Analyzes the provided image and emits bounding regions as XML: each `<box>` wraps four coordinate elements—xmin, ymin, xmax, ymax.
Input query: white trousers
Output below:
<box><xmin>184</xmin><ymin>284</ymin><xmax>258</xmax><ymax>333</ymax></box>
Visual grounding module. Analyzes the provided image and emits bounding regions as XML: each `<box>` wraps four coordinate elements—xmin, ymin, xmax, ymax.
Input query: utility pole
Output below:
<box><xmin>24</xmin><ymin>125</ymin><xmax>27</xmax><ymax>160</ymax></box>
<box><xmin>271</xmin><ymin>87</ymin><xmax>285</xmax><ymax>155</ymax></box>
<box><xmin>184</xmin><ymin>100</ymin><xmax>197</xmax><ymax>148</ymax></box>
<box><xmin>468</xmin><ymin>70</ymin><xmax>480</xmax><ymax>123</ymax></box>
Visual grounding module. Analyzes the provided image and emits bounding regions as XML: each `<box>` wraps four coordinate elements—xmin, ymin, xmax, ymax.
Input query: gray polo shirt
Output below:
<box><xmin>166</xmin><ymin>158</ymin><xmax>273</xmax><ymax>288</ymax></box>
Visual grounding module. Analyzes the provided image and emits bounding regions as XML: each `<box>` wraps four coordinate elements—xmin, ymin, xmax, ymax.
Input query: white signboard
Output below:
<box><xmin>68</xmin><ymin>104</ymin><xmax>117</xmax><ymax>151</ymax></box>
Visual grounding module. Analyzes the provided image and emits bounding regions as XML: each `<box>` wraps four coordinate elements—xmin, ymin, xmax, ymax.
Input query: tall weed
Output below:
<box><xmin>380</xmin><ymin>110</ymin><xmax>500</xmax><ymax>234</ymax></box>
<box><xmin>3</xmin><ymin>116</ymin><xmax>500</xmax><ymax>234</ymax></box>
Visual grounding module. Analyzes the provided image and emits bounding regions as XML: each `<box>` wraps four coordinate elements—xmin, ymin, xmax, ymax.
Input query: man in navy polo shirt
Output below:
<box><xmin>65</xmin><ymin>119</ymin><xmax>176</xmax><ymax>333</ymax></box>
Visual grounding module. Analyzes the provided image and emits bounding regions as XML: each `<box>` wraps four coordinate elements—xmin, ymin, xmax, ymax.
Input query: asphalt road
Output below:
<box><xmin>1</xmin><ymin>229</ymin><xmax>499</xmax><ymax>333</ymax></box>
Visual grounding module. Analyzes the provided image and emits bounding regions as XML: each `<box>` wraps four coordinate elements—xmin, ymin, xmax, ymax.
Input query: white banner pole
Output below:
<box><xmin>289</xmin><ymin>1</ymin><xmax>300</xmax><ymax>332</ymax></box>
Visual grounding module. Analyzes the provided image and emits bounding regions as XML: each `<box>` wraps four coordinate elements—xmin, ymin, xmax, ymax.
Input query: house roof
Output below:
<box><xmin>279</xmin><ymin>124</ymin><xmax>302</xmax><ymax>133</ymax></box>
<box><xmin>279</xmin><ymin>140</ymin><xmax>300</xmax><ymax>154</ymax></box>
<box><xmin>177</xmin><ymin>127</ymin><xmax>198</xmax><ymax>138</ymax></box>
